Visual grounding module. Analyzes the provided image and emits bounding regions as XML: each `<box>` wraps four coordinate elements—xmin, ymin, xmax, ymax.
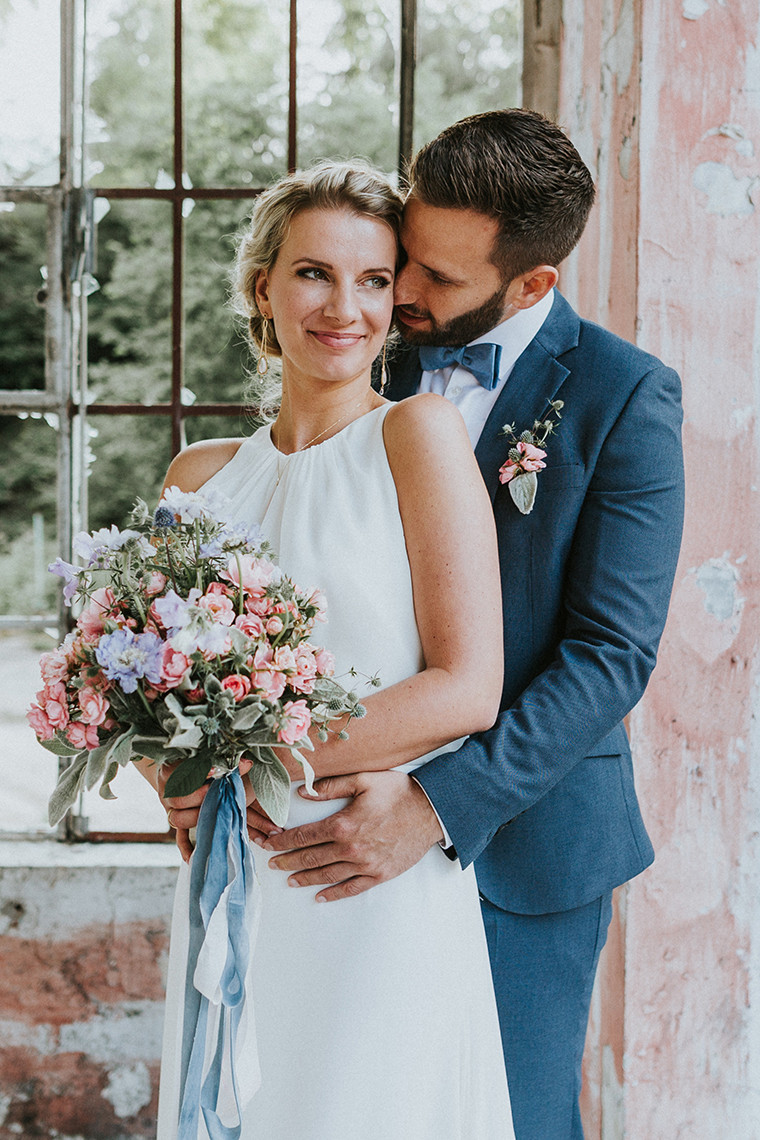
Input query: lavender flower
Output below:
<box><xmin>95</xmin><ymin>629</ymin><xmax>164</xmax><ymax>693</ymax></box>
<box><xmin>152</xmin><ymin>588</ymin><xmax>201</xmax><ymax>630</ymax></box>
<box><xmin>160</xmin><ymin>485</ymin><xmax>230</xmax><ymax>524</ymax></box>
<box><xmin>48</xmin><ymin>558</ymin><xmax>82</xmax><ymax>605</ymax></box>
<box><xmin>199</xmin><ymin>520</ymin><xmax>265</xmax><ymax>558</ymax></box>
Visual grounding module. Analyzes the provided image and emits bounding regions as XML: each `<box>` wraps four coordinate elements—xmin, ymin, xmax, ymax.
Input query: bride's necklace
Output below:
<box><xmin>272</xmin><ymin>395</ymin><xmax>370</xmax><ymax>467</ymax></box>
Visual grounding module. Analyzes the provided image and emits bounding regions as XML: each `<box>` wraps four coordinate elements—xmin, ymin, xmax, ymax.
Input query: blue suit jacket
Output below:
<box><xmin>387</xmin><ymin>292</ymin><xmax>685</xmax><ymax>914</ymax></box>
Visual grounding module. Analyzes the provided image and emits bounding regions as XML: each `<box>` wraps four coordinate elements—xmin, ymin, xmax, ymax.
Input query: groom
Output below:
<box><xmin>255</xmin><ymin>109</ymin><xmax>685</xmax><ymax>1138</ymax></box>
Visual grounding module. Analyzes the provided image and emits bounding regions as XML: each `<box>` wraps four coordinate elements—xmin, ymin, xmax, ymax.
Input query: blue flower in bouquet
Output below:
<box><xmin>153</xmin><ymin>505</ymin><xmax>177</xmax><ymax>529</ymax></box>
<box><xmin>95</xmin><ymin>628</ymin><xmax>164</xmax><ymax>693</ymax></box>
<box><xmin>48</xmin><ymin>557</ymin><xmax>82</xmax><ymax>604</ymax></box>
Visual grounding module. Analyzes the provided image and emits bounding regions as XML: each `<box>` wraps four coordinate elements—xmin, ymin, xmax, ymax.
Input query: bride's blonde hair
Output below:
<box><xmin>231</xmin><ymin>160</ymin><xmax>403</xmax><ymax>418</ymax></box>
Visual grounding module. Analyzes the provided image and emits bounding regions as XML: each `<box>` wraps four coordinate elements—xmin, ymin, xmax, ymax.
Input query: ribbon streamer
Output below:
<box><xmin>177</xmin><ymin>770</ymin><xmax>261</xmax><ymax>1139</ymax></box>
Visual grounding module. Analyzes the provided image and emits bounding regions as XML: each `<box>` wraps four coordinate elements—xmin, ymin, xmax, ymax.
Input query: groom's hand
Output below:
<box><xmin>258</xmin><ymin>771</ymin><xmax>445</xmax><ymax>902</ymax></box>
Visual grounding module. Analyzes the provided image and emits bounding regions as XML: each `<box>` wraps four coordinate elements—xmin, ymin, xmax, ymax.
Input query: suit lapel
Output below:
<box><xmin>475</xmin><ymin>294</ymin><xmax>580</xmax><ymax>498</ymax></box>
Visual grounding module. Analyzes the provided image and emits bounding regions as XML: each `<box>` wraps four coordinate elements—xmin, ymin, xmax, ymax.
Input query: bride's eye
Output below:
<box><xmin>364</xmin><ymin>275</ymin><xmax>392</xmax><ymax>289</ymax></box>
<box><xmin>297</xmin><ymin>267</ymin><xmax>328</xmax><ymax>281</ymax></box>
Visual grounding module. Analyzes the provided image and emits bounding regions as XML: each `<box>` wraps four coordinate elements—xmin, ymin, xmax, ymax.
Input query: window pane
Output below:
<box><xmin>414</xmin><ymin>0</ymin><xmax>521</xmax><ymax>150</ymax></box>
<box><xmin>0</xmin><ymin>415</ymin><xmax>58</xmax><ymax>617</ymax></box>
<box><xmin>85</xmin><ymin>0</ymin><xmax>173</xmax><ymax>188</ymax></box>
<box><xmin>0</xmin><ymin>203</ymin><xmax>48</xmax><ymax>390</ymax></box>
<box><xmin>0</xmin><ymin>0</ymin><xmax>61</xmax><ymax>185</ymax></box>
<box><xmin>0</xmin><ymin>628</ymin><xmax>61</xmax><ymax>836</ymax></box>
<box><xmin>86</xmin><ymin>414</ymin><xmax>170</xmax><ymax>531</ymax></box>
<box><xmin>184</xmin><ymin>412</ymin><xmax>254</xmax><ymax>448</ymax></box>
<box><xmin>184</xmin><ymin>0</ymin><xmax>290</xmax><ymax>188</ymax></box>
<box><xmin>79</xmin><ymin>759</ymin><xmax>171</xmax><ymax>834</ymax></box>
<box><xmin>88</xmin><ymin>199</ymin><xmax>173</xmax><ymax>403</ymax></box>
<box><xmin>297</xmin><ymin>0</ymin><xmax>398</xmax><ymax>172</ymax></box>
<box><xmin>183</xmin><ymin>198</ymin><xmax>254</xmax><ymax>406</ymax></box>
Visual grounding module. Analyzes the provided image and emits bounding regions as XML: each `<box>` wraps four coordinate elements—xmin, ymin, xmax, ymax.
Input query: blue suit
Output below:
<box><xmin>387</xmin><ymin>292</ymin><xmax>684</xmax><ymax>1138</ymax></box>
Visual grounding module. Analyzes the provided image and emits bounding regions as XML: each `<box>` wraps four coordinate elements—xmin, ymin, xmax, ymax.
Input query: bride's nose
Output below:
<box><xmin>322</xmin><ymin>282</ymin><xmax>361</xmax><ymax>324</ymax></box>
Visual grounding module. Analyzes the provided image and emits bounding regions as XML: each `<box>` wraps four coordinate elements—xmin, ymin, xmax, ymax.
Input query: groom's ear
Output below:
<box><xmin>254</xmin><ymin>271</ymin><xmax>272</xmax><ymax>319</ymax></box>
<box><xmin>507</xmin><ymin>266</ymin><xmax>559</xmax><ymax>311</ymax></box>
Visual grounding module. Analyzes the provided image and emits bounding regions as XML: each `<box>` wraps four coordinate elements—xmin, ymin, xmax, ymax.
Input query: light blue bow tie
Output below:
<box><xmin>418</xmin><ymin>342</ymin><xmax>503</xmax><ymax>390</ymax></box>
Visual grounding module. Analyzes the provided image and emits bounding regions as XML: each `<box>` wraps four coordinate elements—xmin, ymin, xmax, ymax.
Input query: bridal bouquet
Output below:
<box><xmin>29</xmin><ymin>486</ymin><xmax>366</xmax><ymax>828</ymax></box>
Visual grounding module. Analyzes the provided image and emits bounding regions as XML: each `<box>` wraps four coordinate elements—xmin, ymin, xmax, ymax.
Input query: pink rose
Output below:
<box><xmin>273</xmin><ymin>646</ymin><xmax>296</xmax><ymax>673</ymax></box>
<box><xmin>144</xmin><ymin>570</ymin><xmax>167</xmax><ymax>597</ymax></box>
<box><xmin>77</xmin><ymin>587</ymin><xmax>116</xmax><ymax>638</ymax></box>
<box><xmin>265</xmin><ymin>616</ymin><xmax>284</xmax><ymax>636</ymax></box>
<box><xmin>160</xmin><ymin>644</ymin><xmax>192</xmax><ymax>689</ymax></box>
<box><xmin>308</xmin><ymin>589</ymin><xmax>328</xmax><ymax>621</ymax></box>
<box><xmin>221</xmin><ymin>554</ymin><xmax>275</xmax><ymax>596</ymax></box>
<box><xmin>222</xmin><ymin>674</ymin><xmax>251</xmax><ymax>702</ymax></box>
<box><xmin>290</xmin><ymin>646</ymin><xmax>318</xmax><ymax>694</ymax></box>
<box><xmin>40</xmin><ymin>682</ymin><xmax>70</xmax><ymax>730</ymax></box>
<box><xmin>39</xmin><ymin>648</ymin><xmax>70</xmax><ymax>685</ymax></box>
<box><xmin>250</xmin><ymin>668</ymin><xmax>287</xmax><ymax>702</ymax></box>
<box><xmin>498</xmin><ymin>440</ymin><xmax>547</xmax><ymax>485</ymax></box>
<box><xmin>314</xmin><ymin>647</ymin><xmax>335</xmax><ymax>676</ymax></box>
<box><xmin>66</xmin><ymin>721</ymin><xmax>100</xmax><ymax>750</ymax></box>
<box><xmin>27</xmin><ymin>704</ymin><xmax>55</xmax><ymax>740</ymax></box>
<box><xmin>78</xmin><ymin>687</ymin><xmax>109</xmax><ymax>726</ymax></box>
<box><xmin>277</xmin><ymin>699</ymin><xmax>312</xmax><ymax>746</ymax></box>
<box><xmin>198</xmin><ymin>590</ymin><xmax>235</xmax><ymax>626</ymax></box>
<box><xmin>234</xmin><ymin>613</ymin><xmax>265</xmax><ymax>639</ymax></box>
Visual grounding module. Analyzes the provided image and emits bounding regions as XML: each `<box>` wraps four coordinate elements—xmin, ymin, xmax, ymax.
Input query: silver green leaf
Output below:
<box><xmin>250</xmin><ymin>748</ymin><xmax>291</xmax><ymax>827</ymax></box>
<box><xmin>509</xmin><ymin>471</ymin><xmax>538</xmax><ymax>515</ymax></box>
<box><xmin>48</xmin><ymin>753</ymin><xmax>88</xmax><ymax>826</ymax></box>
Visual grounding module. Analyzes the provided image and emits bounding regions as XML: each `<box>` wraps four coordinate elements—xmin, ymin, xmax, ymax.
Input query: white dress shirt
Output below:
<box><xmin>413</xmin><ymin>290</ymin><xmax>555</xmax><ymax>851</ymax></box>
<box><xmin>418</xmin><ymin>289</ymin><xmax>555</xmax><ymax>446</ymax></box>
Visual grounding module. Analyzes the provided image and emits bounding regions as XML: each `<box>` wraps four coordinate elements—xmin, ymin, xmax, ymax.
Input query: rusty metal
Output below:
<box><xmin>288</xmin><ymin>0</ymin><xmax>297</xmax><ymax>172</ymax></box>
<box><xmin>398</xmin><ymin>0</ymin><xmax>417</xmax><ymax>177</ymax></box>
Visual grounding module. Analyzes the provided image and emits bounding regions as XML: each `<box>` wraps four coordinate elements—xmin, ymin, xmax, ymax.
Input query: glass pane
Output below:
<box><xmin>0</xmin><ymin>628</ymin><xmax>61</xmax><ymax>836</ymax></box>
<box><xmin>87</xmin><ymin>198</ymin><xmax>172</xmax><ymax>403</ymax></box>
<box><xmin>183</xmin><ymin>198</ymin><xmax>254</xmax><ymax>405</ymax></box>
<box><xmin>184</xmin><ymin>0</ymin><xmax>290</xmax><ymax>188</ymax></box>
<box><xmin>85</xmin><ymin>0</ymin><xmax>173</xmax><ymax>188</ymax></box>
<box><xmin>0</xmin><ymin>415</ymin><xmax>58</xmax><ymax>616</ymax></box>
<box><xmin>184</xmin><ymin>412</ymin><xmax>254</xmax><ymax>448</ymax></box>
<box><xmin>414</xmin><ymin>0</ymin><xmax>521</xmax><ymax>151</ymax></box>
<box><xmin>86</xmin><ymin>413</ymin><xmax>171</xmax><ymax>532</ymax></box>
<box><xmin>79</xmin><ymin>759</ymin><xmax>171</xmax><ymax>834</ymax></box>
<box><xmin>0</xmin><ymin>0</ymin><xmax>61</xmax><ymax>185</ymax></box>
<box><xmin>0</xmin><ymin>203</ymin><xmax>48</xmax><ymax>390</ymax></box>
<box><xmin>297</xmin><ymin>0</ymin><xmax>398</xmax><ymax>172</ymax></box>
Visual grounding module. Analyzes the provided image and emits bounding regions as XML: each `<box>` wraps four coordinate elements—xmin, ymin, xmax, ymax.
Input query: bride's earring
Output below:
<box><xmin>379</xmin><ymin>340</ymin><xmax>388</xmax><ymax>395</ymax></box>
<box><xmin>257</xmin><ymin>317</ymin><xmax>270</xmax><ymax>376</ymax></box>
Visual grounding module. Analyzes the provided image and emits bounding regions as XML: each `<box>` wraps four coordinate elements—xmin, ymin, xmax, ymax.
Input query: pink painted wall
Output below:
<box><xmin>559</xmin><ymin>0</ymin><xmax>760</xmax><ymax>1134</ymax></box>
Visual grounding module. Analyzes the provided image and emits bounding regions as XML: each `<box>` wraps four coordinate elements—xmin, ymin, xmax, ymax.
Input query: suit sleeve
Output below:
<box><xmin>414</xmin><ymin>362</ymin><xmax>685</xmax><ymax>869</ymax></box>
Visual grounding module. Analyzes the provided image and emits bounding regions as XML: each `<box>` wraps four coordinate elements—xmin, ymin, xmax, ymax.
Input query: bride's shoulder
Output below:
<box><xmin>162</xmin><ymin>437</ymin><xmax>244</xmax><ymax>494</ymax></box>
<box><xmin>383</xmin><ymin>392</ymin><xmax>470</xmax><ymax>453</ymax></box>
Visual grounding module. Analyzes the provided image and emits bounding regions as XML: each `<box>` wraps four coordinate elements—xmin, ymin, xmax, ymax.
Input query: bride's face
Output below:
<box><xmin>254</xmin><ymin>206</ymin><xmax>396</xmax><ymax>388</ymax></box>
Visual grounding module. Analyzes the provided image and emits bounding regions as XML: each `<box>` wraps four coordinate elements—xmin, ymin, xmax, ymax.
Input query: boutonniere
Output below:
<box><xmin>498</xmin><ymin>400</ymin><xmax>564</xmax><ymax>515</ymax></box>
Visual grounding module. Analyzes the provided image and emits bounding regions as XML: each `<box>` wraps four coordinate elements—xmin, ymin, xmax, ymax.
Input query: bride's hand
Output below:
<box><xmin>161</xmin><ymin>757</ymin><xmax>267</xmax><ymax>861</ymax></box>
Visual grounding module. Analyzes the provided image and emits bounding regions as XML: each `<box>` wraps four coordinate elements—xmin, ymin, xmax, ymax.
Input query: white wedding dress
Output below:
<box><xmin>157</xmin><ymin>404</ymin><xmax>514</xmax><ymax>1139</ymax></box>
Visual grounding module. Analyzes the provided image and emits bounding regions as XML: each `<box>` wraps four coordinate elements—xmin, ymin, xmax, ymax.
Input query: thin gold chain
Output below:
<box><xmin>272</xmin><ymin>395</ymin><xmax>370</xmax><ymax>455</ymax></box>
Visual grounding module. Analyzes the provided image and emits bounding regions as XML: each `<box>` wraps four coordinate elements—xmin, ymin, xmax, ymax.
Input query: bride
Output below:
<box><xmin>146</xmin><ymin>160</ymin><xmax>515</xmax><ymax>1139</ymax></box>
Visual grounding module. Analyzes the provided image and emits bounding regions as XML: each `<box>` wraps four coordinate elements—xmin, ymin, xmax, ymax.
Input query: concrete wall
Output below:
<box><xmin>0</xmin><ymin>842</ymin><xmax>179</xmax><ymax>1139</ymax></box>
<box><xmin>558</xmin><ymin>0</ymin><xmax>760</xmax><ymax>1135</ymax></box>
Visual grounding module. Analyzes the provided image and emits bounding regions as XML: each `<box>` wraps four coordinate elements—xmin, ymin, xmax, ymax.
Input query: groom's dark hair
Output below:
<box><xmin>406</xmin><ymin>108</ymin><xmax>595</xmax><ymax>281</ymax></box>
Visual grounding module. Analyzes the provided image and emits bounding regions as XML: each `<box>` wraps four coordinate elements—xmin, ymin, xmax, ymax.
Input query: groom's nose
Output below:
<box><xmin>393</xmin><ymin>261</ymin><xmax>420</xmax><ymax>307</ymax></box>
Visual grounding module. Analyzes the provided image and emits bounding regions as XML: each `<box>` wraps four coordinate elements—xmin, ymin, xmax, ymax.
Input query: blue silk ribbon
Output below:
<box><xmin>177</xmin><ymin>769</ymin><xmax>259</xmax><ymax>1139</ymax></box>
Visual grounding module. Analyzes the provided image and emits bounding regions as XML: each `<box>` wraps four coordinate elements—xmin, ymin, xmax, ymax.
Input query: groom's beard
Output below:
<box><xmin>395</xmin><ymin>279</ymin><xmax>510</xmax><ymax>347</ymax></box>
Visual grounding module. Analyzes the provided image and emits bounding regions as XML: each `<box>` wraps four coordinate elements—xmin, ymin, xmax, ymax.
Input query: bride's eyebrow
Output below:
<box><xmin>291</xmin><ymin>258</ymin><xmax>394</xmax><ymax>275</ymax></box>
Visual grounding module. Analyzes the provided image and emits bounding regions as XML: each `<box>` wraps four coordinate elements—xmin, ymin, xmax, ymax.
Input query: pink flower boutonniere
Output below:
<box><xmin>498</xmin><ymin>399</ymin><xmax>564</xmax><ymax>515</ymax></box>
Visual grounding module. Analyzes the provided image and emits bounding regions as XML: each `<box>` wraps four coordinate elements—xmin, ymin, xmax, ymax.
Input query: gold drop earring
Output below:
<box><xmin>257</xmin><ymin>317</ymin><xmax>270</xmax><ymax>376</ymax></box>
<box><xmin>379</xmin><ymin>340</ymin><xmax>388</xmax><ymax>395</ymax></box>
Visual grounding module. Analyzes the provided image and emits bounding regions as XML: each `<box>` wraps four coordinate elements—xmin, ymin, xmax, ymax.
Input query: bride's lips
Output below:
<box><xmin>309</xmin><ymin>330</ymin><xmax>364</xmax><ymax>349</ymax></box>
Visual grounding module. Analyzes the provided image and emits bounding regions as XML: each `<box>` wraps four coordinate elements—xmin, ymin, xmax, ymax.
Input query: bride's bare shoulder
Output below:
<box><xmin>162</xmin><ymin>438</ymin><xmax>245</xmax><ymax>495</ymax></box>
<box><xmin>383</xmin><ymin>392</ymin><xmax>470</xmax><ymax>456</ymax></box>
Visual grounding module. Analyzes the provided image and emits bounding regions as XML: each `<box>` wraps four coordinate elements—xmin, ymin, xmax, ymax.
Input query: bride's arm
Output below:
<box><xmin>296</xmin><ymin>393</ymin><xmax>503</xmax><ymax>777</ymax></box>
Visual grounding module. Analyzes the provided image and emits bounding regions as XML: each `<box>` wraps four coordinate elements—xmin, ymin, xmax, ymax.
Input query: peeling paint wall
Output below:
<box><xmin>560</xmin><ymin>0</ymin><xmax>760</xmax><ymax>1135</ymax></box>
<box><xmin>0</xmin><ymin>845</ymin><xmax>178</xmax><ymax>1139</ymax></box>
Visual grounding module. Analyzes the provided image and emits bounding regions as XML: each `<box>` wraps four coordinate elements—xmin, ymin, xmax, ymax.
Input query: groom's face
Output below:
<box><xmin>394</xmin><ymin>197</ymin><xmax>513</xmax><ymax>346</ymax></box>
